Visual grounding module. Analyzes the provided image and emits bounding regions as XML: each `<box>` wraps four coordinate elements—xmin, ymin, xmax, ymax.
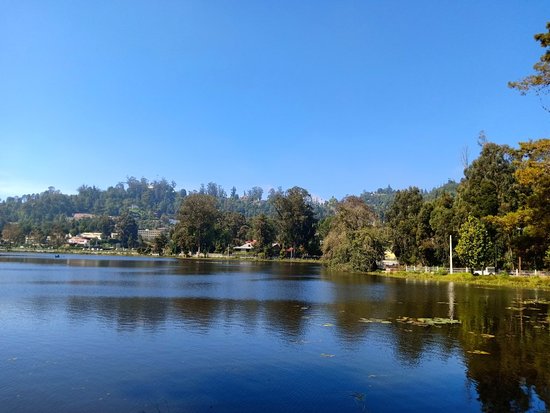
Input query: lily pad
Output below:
<box><xmin>517</xmin><ymin>299</ymin><xmax>550</xmax><ymax>305</ymax></box>
<box><xmin>358</xmin><ymin>318</ymin><xmax>392</xmax><ymax>324</ymax></box>
<box><xmin>468</xmin><ymin>350</ymin><xmax>491</xmax><ymax>355</ymax></box>
<box><xmin>397</xmin><ymin>316</ymin><xmax>460</xmax><ymax>326</ymax></box>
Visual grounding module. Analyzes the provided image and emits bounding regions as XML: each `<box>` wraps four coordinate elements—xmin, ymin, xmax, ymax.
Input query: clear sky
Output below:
<box><xmin>1</xmin><ymin>0</ymin><xmax>549</xmax><ymax>201</ymax></box>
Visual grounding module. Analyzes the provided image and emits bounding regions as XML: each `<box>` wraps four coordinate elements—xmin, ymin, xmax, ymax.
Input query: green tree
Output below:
<box><xmin>116</xmin><ymin>211</ymin><xmax>138</xmax><ymax>248</ymax></box>
<box><xmin>416</xmin><ymin>201</ymin><xmax>437</xmax><ymax>266</ymax></box>
<box><xmin>217</xmin><ymin>211</ymin><xmax>247</xmax><ymax>253</ymax></box>
<box><xmin>509</xmin><ymin>22</ymin><xmax>550</xmax><ymax>110</ymax></box>
<box><xmin>271</xmin><ymin>187</ymin><xmax>318</xmax><ymax>257</ymax></box>
<box><xmin>386</xmin><ymin>187</ymin><xmax>424</xmax><ymax>264</ymax></box>
<box><xmin>322</xmin><ymin>196</ymin><xmax>384</xmax><ymax>272</ymax></box>
<box><xmin>457</xmin><ymin>142</ymin><xmax>519</xmax><ymax>219</ymax></box>
<box><xmin>251</xmin><ymin>213</ymin><xmax>276</xmax><ymax>256</ymax></box>
<box><xmin>492</xmin><ymin>138</ymin><xmax>550</xmax><ymax>269</ymax></box>
<box><xmin>1</xmin><ymin>223</ymin><xmax>25</xmax><ymax>245</ymax></box>
<box><xmin>173</xmin><ymin>194</ymin><xmax>220</xmax><ymax>256</ymax></box>
<box><xmin>456</xmin><ymin>216</ymin><xmax>494</xmax><ymax>272</ymax></box>
<box><xmin>152</xmin><ymin>232</ymin><xmax>169</xmax><ymax>255</ymax></box>
<box><xmin>429</xmin><ymin>192</ymin><xmax>459</xmax><ymax>265</ymax></box>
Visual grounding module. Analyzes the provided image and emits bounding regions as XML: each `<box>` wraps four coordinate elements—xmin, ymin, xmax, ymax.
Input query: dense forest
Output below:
<box><xmin>0</xmin><ymin>138</ymin><xmax>548</xmax><ymax>272</ymax></box>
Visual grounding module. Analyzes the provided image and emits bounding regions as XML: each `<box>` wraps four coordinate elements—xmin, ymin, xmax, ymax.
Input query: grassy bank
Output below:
<box><xmin>376</xmin><ymin>270</ymin><xmax>550</xmax><ymax>290</ymax></box>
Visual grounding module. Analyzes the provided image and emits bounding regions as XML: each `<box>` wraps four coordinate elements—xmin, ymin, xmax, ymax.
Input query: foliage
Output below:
<box><xmin>455</xmin><ymin>216</ymin><xmax>494</xmax><ymax>271</ymax></box>
<box><xmin>0</xmin><ymin>134</ymin><xmax>547</xmax><ymax>271</ymax></box>
<box><xmin>116</xmin><ymin>211</ymin><xmax>138</xmax><ymax>248</ymax></box>
<box><xmin>216</xmin><ymin>211</ymin><xmax>248</xmax><ymax>253</ymax></box>
<box><xmin>457</xmin><ymin>142</ymin><xmax>519</xmax><ymax>219</ymax></box>
<box><xmin>359</xmin><ymin>186</ymin><xmax>396</xmax><ymax>221</ymax></box>
<box><xmin>152</xmin><ymin>232</ymin><xmax>169</xmax><ymax>255</ymax></box>
<box><xmin>386</xmin><ymin>187</ymin><xmax>423</xmax><ymax>265</ymax></box>
<box><xmin>509</xmin><ymin>22</ymin><xmax>550</xmax><ymax>110</ymax></box>
<box><xmin>251</xmin><ymin>214</ymin><xmax>276</xmax><ymax>255</ymax></box>
<box><xmin>270</xmin><ymin>187</ymin><xmax>318</xmax><ymax>257</ymax></box>
<box><xmin>323</xmin><ymin>196</ymin><xmax>384</xmax><ymax>272</ymax></box>
<box><xmin>173</xmin><ymin>194</ymin><xmax>220</xmax><ymax>255</ymax></box>
<box><xmin>514</xmin><ymin>139</ymin><xmax>550</xmax><ymax>239</ymax></box>
<box><xmin>1</xmin><ymin>223</ymin><xmax>25</xmax><ymax>245</ymax></box>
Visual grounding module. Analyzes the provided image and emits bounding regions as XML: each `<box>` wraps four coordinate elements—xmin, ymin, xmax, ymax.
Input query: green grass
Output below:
<box><xmin>376</xmin><ymin>270</ymin><xmax>550</xmax><ymax>290</ymax></box>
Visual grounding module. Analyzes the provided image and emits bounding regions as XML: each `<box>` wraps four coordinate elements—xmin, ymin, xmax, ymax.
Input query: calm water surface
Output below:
<box><xmin>0</xmin><ymin>253</ymin><xmax>549</xmax><ymax>412</ymax></box>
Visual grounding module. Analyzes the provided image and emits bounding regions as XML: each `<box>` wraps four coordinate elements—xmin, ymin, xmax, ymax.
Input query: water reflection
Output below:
<box><xmin>1</xmin><ymin>254</ymin><xmax>549</xmax><ymax>412</ymax></box>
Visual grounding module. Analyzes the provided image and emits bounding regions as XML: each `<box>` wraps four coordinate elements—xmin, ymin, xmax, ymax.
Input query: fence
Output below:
<box><xmin>402</xmin><ymin>266</ymin><xmax>549</xmax><ymax>277</ymax></box>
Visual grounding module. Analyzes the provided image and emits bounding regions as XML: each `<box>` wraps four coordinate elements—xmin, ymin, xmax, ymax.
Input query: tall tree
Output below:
<box><xmin>116</xmin><ymin>211</ymin><xmax>138</xmax><ymax>248</ymax></box>
<box><xmin>429</xmin><ymin>192</ymin><xmax>459</xmax><ymax>265</ymax></box>
<box><xmin>416</xmin><ymin>201</ymin><xmax>437</xmax><ymax>266</ymax></box>
<box><xmin>322</xmin><ymin>196</ymin><xmax>384</xmax><ymax>272</ymax></box>
<box><xmin>492</xmin><ymin>139</ymin><xmax>550</xmax><ymax>268</ymax></box>
<box><xmin>456</xmin><ymin>216</ymin><xmax>494</xmax><ymax>272</ymax></box>
<box><xmin>152</xmin><ymin>232</ymin><xmax>169</xmax><ymax>255</ymax></box>
<box><xmin>386</xmin><ymin>187</ymin><xmax>424</xmax><ymax>264</ymax></box>
<box><xmin>173</xmin><ymin>194</ymin><xmax>220</xmax><ymax>256</ymax></box>
<box><xmin>1</xmin><ymin>223</ymin><xmax>25</xmax><ymax>245</ymax></box>
<box><xmin>509</xmin><ymin>22</ymin><xmax>550</xmax><ymax>111</ymax></box>
<box><xmin>217</xmin><ymin>211</ymin><xmax>248</xmax><ymax>252</ymax></box>
<box><xmin>271</xmin><ymin>187</ymin><xmax>318</xmax><ymax>257</ymax></box>
<box><xmin>251</xmin><ymin>213</ymin><xmax>276</xmax><ymax>256</ymax></box>
<box><xmin>457</xmin><ymin>142</ymin><xmax>519</xmax><ymax>219</ymax></box>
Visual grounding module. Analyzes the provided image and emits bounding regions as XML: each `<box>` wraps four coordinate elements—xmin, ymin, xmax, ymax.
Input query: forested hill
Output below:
<box><xmin>0</xmin><ymin>177</ymin><xmax>457</xmax><ymax>229</ymax></box>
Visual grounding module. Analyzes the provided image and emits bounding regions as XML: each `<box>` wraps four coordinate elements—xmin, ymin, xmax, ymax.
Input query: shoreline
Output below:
<box><xmin>372</xmin><ymin>270</ymin><xmax>550</xmax><ymax>291</ymax></box>
<box><xmin>3</xmin><ymin>248</ymin><xmax>549</xmax><ymax>290</ymax></box>
<box><xmin>0</xmin><ymin>247</ymin><xmax>322</xmax><ymax>265</ymax></box>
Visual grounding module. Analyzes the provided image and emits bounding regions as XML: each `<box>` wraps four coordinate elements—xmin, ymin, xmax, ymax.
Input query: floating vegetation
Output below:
<box><xmin>467</xmin><ymin>350</ymin><xmax>491</xmax><ymax>355</ymax></box>
<box><xmin>396</xmin><ymin>317</ymin><xmax>461</xmax><ymax>326</ymax></box>
<box><xmin>516</xmin><ymin>298</ymin><xmax>550</xmax><ymax>305</ymax></box>
<box><xmin>358</xmin><ymin>318</ymin><xmax>392</xmax><ymax>324</ymax></box>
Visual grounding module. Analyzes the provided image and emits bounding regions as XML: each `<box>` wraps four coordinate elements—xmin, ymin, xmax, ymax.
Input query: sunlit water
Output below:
<box><xmin>0</xmin><ymin>253</ymin><xmax>548</xmax><ymax>412</ymax></box>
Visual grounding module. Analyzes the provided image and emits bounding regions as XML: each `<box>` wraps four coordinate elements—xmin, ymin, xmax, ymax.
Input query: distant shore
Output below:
<box><xmin>0</xmin><ymin>247</ymin><xmax>322</xmax><ymax>264</ymax></box>
<box><xmin>3</xmin><ymin>248</ymin><xmax>548</xmax><ymax>290</ymax></box>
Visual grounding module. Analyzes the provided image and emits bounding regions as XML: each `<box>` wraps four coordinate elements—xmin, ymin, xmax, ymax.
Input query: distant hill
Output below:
<box><xmin>0</xmin><ymin>177</ymin><xmax>458</xmax><ymax>231</ymax></box>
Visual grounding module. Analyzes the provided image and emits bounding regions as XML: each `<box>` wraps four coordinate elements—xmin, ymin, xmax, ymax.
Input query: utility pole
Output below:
<box><xmin>449</xmin><ymin>235</ymin><xmax>453</xmax><ymax>274</ymax></box>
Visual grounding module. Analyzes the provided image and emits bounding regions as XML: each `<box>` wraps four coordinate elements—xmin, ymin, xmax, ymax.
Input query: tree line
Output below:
<box><xmin>0</xmin><ymin>137</ymin><xmax>548</xmax><ymax>272</ymax></box>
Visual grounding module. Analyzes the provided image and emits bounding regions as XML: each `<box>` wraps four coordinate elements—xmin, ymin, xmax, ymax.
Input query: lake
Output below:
<box><xmin>0</xmin><ymin>253</ymin><xmax>548</xmax><ymax>412</ymax></box>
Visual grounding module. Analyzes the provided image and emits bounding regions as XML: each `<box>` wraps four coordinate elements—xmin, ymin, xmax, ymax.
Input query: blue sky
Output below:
<box><xmin>1</xmin><ymin>1</ymin><xmax>549</xmax><ymax>201</ymax></box>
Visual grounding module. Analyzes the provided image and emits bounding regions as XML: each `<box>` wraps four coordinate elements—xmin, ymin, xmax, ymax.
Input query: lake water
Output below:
<box><xmin>0</xmin><ymin>253</ymin><xmax>548</xmax><ymax>412</ymax></box>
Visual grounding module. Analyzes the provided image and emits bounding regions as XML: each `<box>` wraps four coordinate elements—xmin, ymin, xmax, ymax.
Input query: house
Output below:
<box><xmin>80</xmin><ymin>232</ymin><xmax>102</xmax><ymax>240</ymax></box>
<box><xmin>68</xmin><ymin>236</ymin><xmax>90</xmax><ymax>246</ymax></box>
<box><xmin>381</xmin><ymin>250</ymin><xmax>399</xmax><ymax>271</ymax></box>
<box><xmin>72</xmin><ymin>213</ymin><xmax>96</xmax><ymax>220</ymax></box>
<box><xmin>234</xmin><ymin>240</ymin><xmax>256</xmax><ymax>251</ymax></box>
<box><xmin>138</xmin><ymin>228</ymin><xmax>168</xmax><ymax>242</ymax></box>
